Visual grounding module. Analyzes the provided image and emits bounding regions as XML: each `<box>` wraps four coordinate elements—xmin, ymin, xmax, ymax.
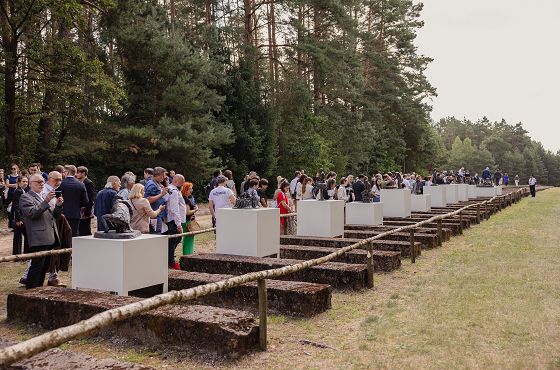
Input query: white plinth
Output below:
<box><xmin>297</xmin><ymin>200</ymin><xmax>345</xmax><ymax>237</ymax></box>
<box><xmin>456</xmin><ymin>184</ymin><xmax>469</xmax><ymax>201</ymax></box>
<box><xmin>216</xmin><ymin>207</ymin><xmax>280</xmax><ymax>257</ymax></box>
<box><xmin>424</xmin><ymin>186</ymin><xmax>447</xmax><ymax>207</ymax></box>
<box><xmin>444</xmin><ymin>185</ymin><xmax>458</xmax><ymax>204</ymax></box>
<box><xmin>468</xmin><ymin>185</ymin><xmax>477</xmax><ymax>199</ymax></box>
<box><xmin>476</xmin><ymin>186</ymin><xmax>498</xmax><ymax>197</ymax></box>
<box><xmin>72</xmin><ymin>234</ymin><xmax>168</xmax><ymax>296</ymax></box>
<box><xmin>411</xmin><ymin>194</ymin><xmax>432</xmax><ymax>212</ymax></box>
<box><xmin>496</xmin><ymin>186</ymin><xmax>503</xmax><ymax>195</ymax></box>
<box><xmin>380</xmin><ymin>189</ymin><xmax>411</xmax><ymax>218</ymax></box>
<box><xmin>345</xmin><ymin>202</ymin><xmax>384</xmax><ymax>226</ymax></box>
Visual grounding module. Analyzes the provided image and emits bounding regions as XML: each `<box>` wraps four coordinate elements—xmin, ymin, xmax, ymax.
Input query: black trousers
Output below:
<box><xmin>78</xmin><ymin>218</ymin><xmax>92</xmax><ymax>236</ymax></box>
<box><xmin>164</xmin><ymin>222</ymin><xmax>181</xmax><ymax>265</ymax></box>
<box><xmin>67</xmin><ymin>218</ymin><xmax>80</xmax><ymax>237</ymax></box>
<box><xmin>530</xmin><ymin>185</ymin><xmax>536</xmax><ymax>197</ymax></box>
<box><xmin>26</xmin><ymin>243</ymin><xmax>55</xmax><ymax>289</ymax></box>
<box><xmin>12</xmin><ymin>225</ymin><xmax>28</xmax><ymax>255</ymax></box>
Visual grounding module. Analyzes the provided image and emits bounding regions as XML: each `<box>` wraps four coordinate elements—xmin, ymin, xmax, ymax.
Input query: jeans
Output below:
<box><xmin>530</xmin><ymin>185</ymin><xmax>536</xmax><ymax>197</ymax></box>
<box><xmin>373</xmin><ymin>195</ymin><xmax>381</xmax><ymax>203</ymax></box>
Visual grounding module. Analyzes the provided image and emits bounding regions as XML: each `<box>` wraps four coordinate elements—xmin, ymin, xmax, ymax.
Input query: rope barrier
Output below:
<box><xmin>0</xmin><ymin>189</ymin><xmax>526</xmax><ymax>366</ymax></box>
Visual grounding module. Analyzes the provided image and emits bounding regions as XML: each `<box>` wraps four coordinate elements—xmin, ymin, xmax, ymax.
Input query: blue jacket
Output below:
<box><xmin>59</xmin><ymin>176</ymin><xmax>89</xmax><ymax>219</ymax></box>
<box><xmin>94</xmin><ymin>188</ymin><xmax>117</xmax><ymax>231</ymax></box>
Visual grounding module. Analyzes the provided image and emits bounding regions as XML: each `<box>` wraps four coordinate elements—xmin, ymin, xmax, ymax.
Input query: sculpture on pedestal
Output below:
<box><xmin>233</xmin><ymin>193</ymin><xmax>260</xmax><ymax>209</ymax></box>
<box><xmin>94</xmin><ymin>198</ymin><xmax>141</xmax><ymax>239</ymax></box>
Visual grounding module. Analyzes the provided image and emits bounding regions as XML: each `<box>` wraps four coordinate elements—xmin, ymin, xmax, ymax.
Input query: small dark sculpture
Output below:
<box><xmin>312</xmin><ymin>182</ymin><xmax>328</xmax><ymax>201</ymax></box>
<box><xmin>233</xmin><ymin>193</ymin><xmax>260</xmax><ymax>209</ymax></box>
<box><xmin>362</xmin><ymin>181</ymin><xmax>372</xmax><ymax>203</ymax></box>
<box><xmin>94</xmin><ymin>198</ymin><xmax>141</xmax><ymax>239</ymax></box>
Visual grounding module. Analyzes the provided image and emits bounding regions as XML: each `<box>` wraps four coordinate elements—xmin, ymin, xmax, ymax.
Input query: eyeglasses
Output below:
<box><xmin>32</xmin><ymin>180</ymin><xmax>45</xmax><ymax>184</ymax></box>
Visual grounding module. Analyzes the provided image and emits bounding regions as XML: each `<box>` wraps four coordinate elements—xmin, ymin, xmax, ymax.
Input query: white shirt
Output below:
<box><xmin>337</xmin><ymin>185</ymin><xmax>349</xmax><ymax>201</ymax></box>
<box><xmin>529</xmin><ymin>177</ymin><xmax>537</xmax><ymax>186</ymax></box>
<box><xmin>166</xmin><ymin>185</ymin><xmax>183</xmax><ymax>228</ymax></box>
<box><xmin>209</xmin><ymin>186</ymin><xmax>234</xmax><ymax>210</ymax></box>
<box><xmin>289</xmin><ymin>177</ymin><xmax>299</xmax><ymax>195</ymax></box>
<box><xmin>40</xmin><ymin>183</ymin><xmax>56</xmax><ymax>210</ymax></box>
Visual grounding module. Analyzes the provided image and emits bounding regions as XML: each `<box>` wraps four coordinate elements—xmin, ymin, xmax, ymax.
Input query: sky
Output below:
<box><xmin>416</xmin><ymin>0</ymin><xmax>560</xmax><ymax>152</ymax></box>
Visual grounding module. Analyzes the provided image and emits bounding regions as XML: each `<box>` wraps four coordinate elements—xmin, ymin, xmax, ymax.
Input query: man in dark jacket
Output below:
<box><xmin>94</xmin><ymin>176</ymin><xmax>121</xmax><ymax>232</ymax></box>
<box><xmin>352</xmin><ymin>175</ymin><xmax>366</xmax><ymax>202</ymax></box>
<box><xmin>59</xmin><ymin>165</ymin><xmax>88</xmax><ymax>236</ymax></box>
<box><xmin>76</xmin><ymin>166</ymin><xmax>96</xmax><ymax>236</ymax></box>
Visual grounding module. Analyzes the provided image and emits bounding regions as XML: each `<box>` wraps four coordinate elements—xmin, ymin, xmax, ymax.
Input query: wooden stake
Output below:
<box><xmin>437</xmin><ymin>219</ymin><xmax>443</xmax><ymax>246</ymax></box>
<box><xmin>410</xmin><ymin>228</ymin><xmax>416</xmax><ymax>263</ymax></box>
<box><xmin>258</xmin><ymin>279</ymin><xmax>267</xmax><ymax>350</ymax></box>
<box><xmin>366</xmin><ymin>243</ymin><xmax>374</xmax><ymax>288</ymax></box>
<box><xmin>459</xmin><ymin>211</ymin><xmax>463</xmax><ymax>234</ymax></box>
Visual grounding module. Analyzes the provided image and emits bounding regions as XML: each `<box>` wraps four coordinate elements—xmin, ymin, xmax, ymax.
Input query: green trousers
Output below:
<box><xmin>181</xmin><ymin>221</ymin><xmax>195</xmax><ymax>255</ymax></box>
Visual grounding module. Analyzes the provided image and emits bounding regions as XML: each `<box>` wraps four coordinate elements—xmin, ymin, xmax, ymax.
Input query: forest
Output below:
<box><xmin>1</xmin><ymin>0</ymin><xmax>559</xmax><ymax>186</ymax></box>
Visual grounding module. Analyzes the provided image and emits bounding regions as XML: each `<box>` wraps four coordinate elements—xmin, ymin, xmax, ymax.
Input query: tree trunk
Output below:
<box><xmin>1</xmin><ymin>0</ymin><xmax>19</xmax><ymax>156</ymax></box>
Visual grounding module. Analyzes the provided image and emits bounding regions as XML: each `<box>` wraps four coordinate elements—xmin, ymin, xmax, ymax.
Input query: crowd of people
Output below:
<box><xmin>0</xmin><ymin>162</ymin><xmax>539</xmax><ymax>289</ymax></box>
<box><xmin>0</xmin><ymin>164</ymin><xmax>200</xmax><ymax>288</ymax></box>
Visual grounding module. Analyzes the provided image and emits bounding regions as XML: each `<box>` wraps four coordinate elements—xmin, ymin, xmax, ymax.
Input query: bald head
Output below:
<box><xmin>48</xmin><ymin>171</ymin><xmax>63</xmax><ymax>188</ymax></box>
<box><xmin>173</xmin><ymin>174</ymin><xmax>185</xmax><ymax>187</ymax></box>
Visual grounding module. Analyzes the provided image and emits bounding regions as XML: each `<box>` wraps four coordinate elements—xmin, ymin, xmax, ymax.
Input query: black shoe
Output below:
<box><xmin>19</xmin><ymin>278</ymin><xmax>26</xmax><ymax>285</ymax></box>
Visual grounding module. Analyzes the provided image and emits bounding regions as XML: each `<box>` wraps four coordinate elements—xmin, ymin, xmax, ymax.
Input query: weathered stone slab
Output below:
<box><xmin>382</xmin><ymin>220</ymin><xmax>461</xmax><ymax>236</ymax></box>
<box><xmin>279</xmin><ymin>245</ymin><xmax>401</xmax><ymax>272</ymax></box>
<box><xmin>0</xmin><ymin>340</ymin><xmax>153</xmax><ymax>369</ymax></box>
<box><xmin>7</xmin><ymin>287</ymin><xmax>259</xmax><ymax>357</ymax></box>
<box><xmin>280</xmin><ymin>235</ymin><xmax>421</xmax><ymax>258</ymax></box>
<box><xmin>180</xmin><ymin>254</ymin><xmax>368</xmax><ymax>290</ymax></box>
<box><xmin>345</xmin><ymin>224</ymin><xmax>451</xmax><ymax>241</ymax></box>
<box><xmin>167</xmin><ymin>270</ymin><xmax>331</xmax><ymax>317</ymax></box>
<box><xmin>344</xmin><ymin>230</ymin><xmax>437</xmax><ymax>249</ymax></box>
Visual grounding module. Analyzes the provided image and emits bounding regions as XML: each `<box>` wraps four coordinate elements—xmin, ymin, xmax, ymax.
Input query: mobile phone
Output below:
<box><xmin>54</xmin><ymin>190</ymin><xmax>62</xmax><ymax>198</ymax></box>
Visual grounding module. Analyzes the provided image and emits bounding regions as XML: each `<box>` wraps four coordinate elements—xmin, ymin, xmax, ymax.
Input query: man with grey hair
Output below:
<box><xmin>94</xmin><ymin>176</ymin><xmax>120</xmax><ymax>231</ymax></box>
<box><xmin>19</xmin><ymin>173</ymin><xmax>64</xmax><ymax>288</ymax></box>
<box><xmin>118</xmin><ymin>171</ymin><xmax>136</xmax><ymax>200</ymax></box>
<box><xmin>165</xmin><ymin>174</ymin><xmax>185</xmax><ymax>269</ymax></box>
<box><xmin>59</xmin><ymin>164</ymin><xmax>88</xmax><ymax>236</ymax></box>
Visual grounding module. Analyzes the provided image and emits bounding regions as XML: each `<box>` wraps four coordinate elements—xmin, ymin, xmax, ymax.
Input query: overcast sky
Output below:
<box><xmin>416</xmin><ymin>0</ymin><xmax>560</xmax><ymax>152</ymax></box>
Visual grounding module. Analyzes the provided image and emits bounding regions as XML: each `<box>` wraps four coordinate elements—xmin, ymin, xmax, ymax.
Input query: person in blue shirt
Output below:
<box><xmin>144</xmin><ymin>167</ymin><xmax>168</xmax><ymax>233</ymax></box>
<box><xmin>481</xmin><ymin>167</ymin><xmax>491</xmax><ymax>184</ymax></box>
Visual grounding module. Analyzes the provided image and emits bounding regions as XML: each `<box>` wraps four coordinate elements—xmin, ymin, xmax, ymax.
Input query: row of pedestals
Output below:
<box><xmin>72</xmin><ymin>184</ymin><xmax>503</xmax><ymax>296</ymax></box>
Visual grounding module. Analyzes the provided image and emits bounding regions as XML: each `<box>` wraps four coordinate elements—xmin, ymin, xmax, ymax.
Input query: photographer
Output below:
<box><xmin>145</xmin><ymin>167</ymin><xmax>169</xmax><ymax>233</ymax></box>
<box><xmin>164</xmin><ymin>174</ymin><xmax>185</xmax><ymax>270</ymax></box>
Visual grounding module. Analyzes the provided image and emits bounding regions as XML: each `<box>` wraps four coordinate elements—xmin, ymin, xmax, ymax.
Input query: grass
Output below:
<box><xmin>1</xmin><ymin>189</ymin><xmax>560</xmax><ymax>369</ymax></box>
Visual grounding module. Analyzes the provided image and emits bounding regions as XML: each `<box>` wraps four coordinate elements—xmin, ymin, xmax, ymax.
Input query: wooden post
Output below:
<box><xmin>437</xmin><ymin>219</ymin><xmax>443</xmax><ymax>246</ymax></box>
<box><xmin>476</xmin><ymin>203</ymin><xmax>481</xmax><ymax>223</ymax></box>
<box><xmin>459</xmin><ymin>211</ymin><xmax>463</xmax><ymax>234</ymax></box>
<box><xmin>366</xmin><ymin>243</ymin><xmax>374</xmax><ymax>288</ymax></box>
<box><xmin>257</xmin><ymin>279</ymin><xmax>267</xmax><ymax>350</ymax></box>
<box><xmin>410</xmin><ymin>228</ymin><xmax>416</xmax><ymax>263</ymax></box>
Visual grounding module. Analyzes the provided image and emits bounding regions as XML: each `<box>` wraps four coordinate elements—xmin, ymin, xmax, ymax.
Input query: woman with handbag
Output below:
<box><xmin>181</xmin><ymin>182</ymin><xmax>199</xmax><ymax>255</ymax></box>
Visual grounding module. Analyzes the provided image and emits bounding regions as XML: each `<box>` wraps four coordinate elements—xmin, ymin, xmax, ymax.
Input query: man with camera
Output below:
<box><xmin>19</xmin><ymin>174</ymin><xmax>64</xmax><ymax>289</ymax></box>
<box><xmin>145</xmin><ymin>167</ymin><xmax>169</xmax><ymax>233</ymax></box>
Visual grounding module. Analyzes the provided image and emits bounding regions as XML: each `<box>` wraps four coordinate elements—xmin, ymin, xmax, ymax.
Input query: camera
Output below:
<box><xmin>54</xmin><ymin>190</ymin><xmax>62</xmax><ymax>198</ymax></box>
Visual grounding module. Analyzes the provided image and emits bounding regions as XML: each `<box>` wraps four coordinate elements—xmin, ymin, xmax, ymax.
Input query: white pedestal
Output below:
<box><xmin>496</xmin><ymin>186</ymin><xmax>503</xmax><ymax>195</ymax></box>
<box><xmin>345</xmin><ymin>202</ymin><xmax>383</xmax><ymax>226</ymax></box>
<box><xmin>468</xmin><ymin>185</ymin><xmax>477</xmax><ymax>199</ymax></box>
<box><xmin>411</xmin><ymin>194</ymin><xmax>432</xmax><ymax>212</ymax></box>
<box><xmin>72</xmin><ymin>235</ymin><xmax>168</xmax><ymax>296</ymax></box>
<box><xmin>216</xmin><ymin>208</ymin><xmax>280</xmax><ymax>257</ymax></box>
<box><xmin>297</xmin><ymin>200</ymin><xmax>345</xmax><ymax>237</ymax></box>
<box><xmin>456</xmin><ymin>184</ymin><xmax>469</xmax><ymax>202</ymax></box>
<box><xmin>380</xmin><ymin>189</ymin><xmax>411</xmax><ymax>218</ymax></box>
<box><xmin>476</xmin><ymin>186</ymin><xmax>498</xmax><ymax>197</ymax></box>
<box><xmin>444</xmin><ymin>185</ymin><xmax>458</xmax><ymax>204</ymax></box>
<box><xmin>424</xmin><ymin>186</ymin><xmax>447</xmax><ymax>207</ymax></box>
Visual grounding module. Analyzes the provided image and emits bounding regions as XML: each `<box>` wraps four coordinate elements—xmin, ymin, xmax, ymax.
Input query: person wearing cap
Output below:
<box><xmin>208</xmin><ymin>175</ymin><xmax>236</xmax><ymax>227</ymax></box>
